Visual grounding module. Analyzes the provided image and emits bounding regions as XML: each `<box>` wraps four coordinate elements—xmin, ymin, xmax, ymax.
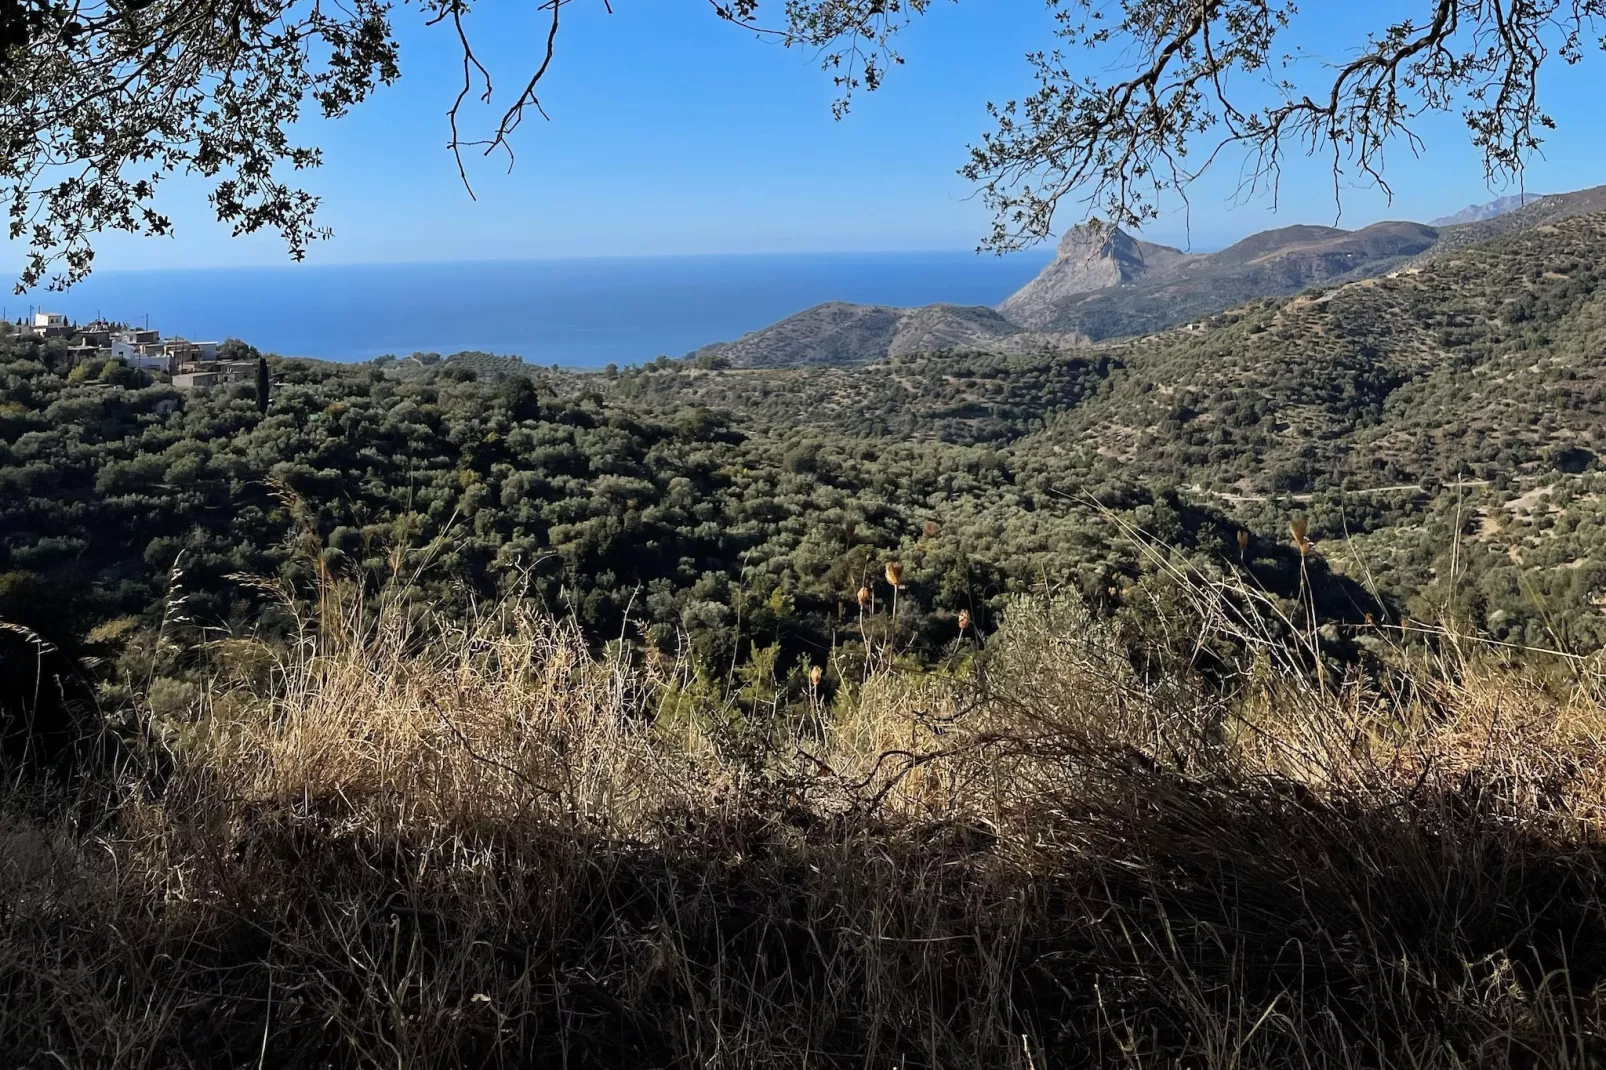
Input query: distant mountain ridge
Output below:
<box><xmin>687</xmin><ymin>184</ymin><xmax>1606</xmax><ymax>369</ymax></box>
<box><xmin>1430</xmin><ymin>193</ymin><xmax>1548</xmax><ymax>226</ymax></box>
<box><xmin>1415</xmin><ymin>186</ymin><xmax>1606</xmax><ymax>259</ymax></box>
<box><xmin>999</xmin><ymin>220</ymin><xmax>1437</xmax><ymax>339</ymax></box>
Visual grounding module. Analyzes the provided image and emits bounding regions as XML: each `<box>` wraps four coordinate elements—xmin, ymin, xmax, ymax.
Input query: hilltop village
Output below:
<box><xmin>19</xmin><ymin>311</ymin><xmax>257</xmax><ymax>390</ymax></box>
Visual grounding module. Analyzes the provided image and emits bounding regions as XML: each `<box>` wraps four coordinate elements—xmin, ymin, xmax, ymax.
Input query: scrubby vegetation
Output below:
<box><xmin>0</xmin><ymin>308</ymin><xmax>1353</xmax><ymax>703</ymax></box>
<box><xmin>12</xmin><ymin>219</ymin><xmax>1606</xmax><ymax>693</ymax></box>
<box><xmin>7</xmin><ymin>211</ymin><xmax>1606</xmax><ymax>1066</ymax></box>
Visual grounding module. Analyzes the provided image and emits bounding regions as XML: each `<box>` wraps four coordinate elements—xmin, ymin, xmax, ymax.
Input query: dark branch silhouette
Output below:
<box><xmin>1</xmin><ymin>0</ymin><xmax>1599</xmax><ymax>289</ymax></box>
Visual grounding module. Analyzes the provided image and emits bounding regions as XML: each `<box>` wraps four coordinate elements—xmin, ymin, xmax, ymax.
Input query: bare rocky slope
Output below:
<box><xmin>1430</xmin><ymin>192</ymin><xmax>1549</xmax><ymax>226</ymax></box>
<box><xmin>687</xmin><ymin>185</ymin><xmax>1606</xmax><ymax>369</ymax></box>
<box><xmin>996</xmin><ymin>225</ymin><xmax>1196</xmax><ymax>328</ymax></box>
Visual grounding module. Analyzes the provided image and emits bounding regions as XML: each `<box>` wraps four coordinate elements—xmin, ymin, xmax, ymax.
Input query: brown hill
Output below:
<box><xmin>688</xmin><ymin>301</ymin><xmax>1080</xmax><ymax>369</ymax></box>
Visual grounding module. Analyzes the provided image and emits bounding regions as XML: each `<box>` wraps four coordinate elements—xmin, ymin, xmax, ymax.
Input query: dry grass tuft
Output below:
<box><xmin>4</xmin><ymin>581</ymin><xmax>1606</xmax><ymax>1067</ymax></box>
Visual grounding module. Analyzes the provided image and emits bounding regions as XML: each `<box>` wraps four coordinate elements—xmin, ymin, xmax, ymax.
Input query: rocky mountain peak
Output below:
<box><xmin>1055</xmin><ymin>223</ymin><xmax>1170</xmax><ymax>272</ymax></box>
<box><xmin>998</xmin><ymin>225</ymin><xmax>1193</xmax><ymax>330</ymax></box>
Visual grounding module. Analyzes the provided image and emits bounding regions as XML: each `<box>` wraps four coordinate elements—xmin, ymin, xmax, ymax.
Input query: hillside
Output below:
<box><xmin>1431</xmin><ymin>192</ymin><xmax>1549</xmax><ymax>226</ymax></box>
<box><xmin>1415</xmin><ymin>184</ymin><xmax>1606</xmax><ymax>258</ymax></box>
<box><xmin>1034</xmin><ymin>211</ymin><xmax>1606</xmax><ymax>494</ymax></box>
<box><xmin>687</xmin><ymin>300</ymin><xmax>1081</xmax><ymax>368</ymax></box>
<box><xmin>658</xmin><ymin>212</ymin><xmax>1606</xmax><ymax>490</ymax></box>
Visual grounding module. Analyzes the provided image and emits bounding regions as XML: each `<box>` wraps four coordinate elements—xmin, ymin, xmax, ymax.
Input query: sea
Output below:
<box><xmin>16</xmin><ymin>250</ymin><xmax>1055</xmax><ymax>369</ymax></box>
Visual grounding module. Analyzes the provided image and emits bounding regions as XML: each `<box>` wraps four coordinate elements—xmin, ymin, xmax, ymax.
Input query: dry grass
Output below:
<box><xmin>5</xmin><ymin>583</ymin><xmax>1606</xmax><ymax>1068</ymax></box>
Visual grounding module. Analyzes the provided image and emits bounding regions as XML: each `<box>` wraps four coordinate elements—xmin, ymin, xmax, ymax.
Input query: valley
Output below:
<box><xmin>9</xmin><ymin>198</ymin><xmax>1606</xmax><ymax>674</ymax></box>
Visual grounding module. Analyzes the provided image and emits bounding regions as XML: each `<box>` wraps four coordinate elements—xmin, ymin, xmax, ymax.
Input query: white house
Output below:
<box><xmin>29</xmin><ymin>311</ymin><xmax>71</xmax><ymax>338</ymax></box>
<box><xmin>112</xmin><ymin>337</ymin><xmax>171</xmax><ymax>371</ymax></box>
<box><xmin>128</xmin><ymin>350</ymin><xmax>177</xmax><ymax>373</ymax></box>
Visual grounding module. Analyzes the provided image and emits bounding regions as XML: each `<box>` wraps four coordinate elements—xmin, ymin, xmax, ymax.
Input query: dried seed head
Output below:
<box><xmin>856</xmin><ymin>585</ymin><xmax>872</xmax><ymax>607</ymax></box>
<box><xmin>957</xmin><ymin>608</ymin><xmax>971</xmax><ymax>631</ymax></box>
<box><xmin>809</xmin><ymin>665</ymin><xmax>823</xmax><ymax>689</ymax></box>
<box><xmin>884</xmin><ymin>561</ymin><xmax>903</xmax><ymax>587</ymax></box>
<box><xmin>1290</xmin><ymin>516</ymin><xmax>1313</xmax><ymax>556</ymax></box>
<box><xmin>1237</xmin><ymin>530</ymin><xmax>1250</xmax><ymax>554</ymax></box>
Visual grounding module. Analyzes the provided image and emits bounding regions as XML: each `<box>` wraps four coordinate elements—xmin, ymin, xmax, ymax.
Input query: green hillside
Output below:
<box><xmin>6</xmin><ymin>211</ymin><xmax>1606</xmax><ymax>694</ymax></box>
<box><xmin>604</xmin><ymin>211</ymin><xmax>1606</xmax><ymax>649</ymax></box>
<box><xmin>626</xmin><ymin>211</ymin><xmax>1606</xmax><ymax>496</ymax></box>
<box><xmin>1038</xmin><ymin>213</ymin><xmax>1606</xmax><ymax>490</ymax></box>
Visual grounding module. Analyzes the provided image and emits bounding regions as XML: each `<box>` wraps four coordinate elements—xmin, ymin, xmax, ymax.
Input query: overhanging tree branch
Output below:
<box><xmin>2</xmin><ymin>0</ymin><xmax>1602</xmax><ymax>289</ymax></box>
<box><xmin>960</xmin><ymin>0</ymin><xmax>1603</xmax><ymax>250</ymax></box>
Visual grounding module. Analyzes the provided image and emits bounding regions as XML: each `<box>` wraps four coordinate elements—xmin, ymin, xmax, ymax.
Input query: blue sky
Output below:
<box><xmin>58</xmin><ymin>1</ymin><xmax>1606</xmax><ymax>270</ymax></box>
